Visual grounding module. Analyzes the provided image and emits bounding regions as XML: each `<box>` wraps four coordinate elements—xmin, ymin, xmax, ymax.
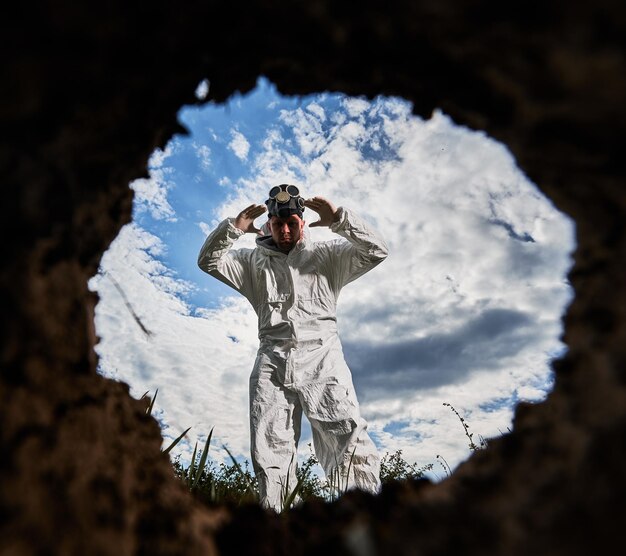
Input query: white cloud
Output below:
<box><xmin>342</xmin><ymin>97</ymin><xmax>371</xmax><ymax>117</ymax></box>
<box><xmin>198</xmin><ymin>221</ymin><xmax>213</xmax><ymax>236</ymax></box>
<box><xmin>91</xmin><ymin>224</ymin><xmax>257</xmax><ymax>463</ymax></box>
<box><xmin>280</xmin><ymin>107</ymin><xmax>327</xmax><ymax>157</ymax></box>
<box><xmin>130</xmin><ymin>173</ymin><xmax>176</xmax><ymax>221</ymax></box>
<box><xmin>306</xmin><ymin>102</ymin><xmax>326</xmax><ymax>121</ymax></box>
<box><xmin>129</xmin><ymin>143</ymin><xmax>178</xmax><ymax>221</ymax></box>
<box><xmin>149</xmin><ymin>146</ymin><xmax>174</xmax><ymax>168</ymax></box>
<box><xmin>94</xmin><ymin>91</ymin><xmax>575</xmax><ymax>478</ymax></box>
<box><xmin>195</xmin><ymin>78</ymin><xmax>210</xmax><ymax>100</ymax></box>
<box><xmin>228</xmin><ymin>129</ymin><xmax>250</xmax><ymax>161</ymax></box>
<box><xmin>194</xmin><ymin>143</ymin><xmax>211</xmax><ymax>170</ymax></box>
<box><xmin>216</xmin><ymin>96</ymin><xmax>573</xmax><ymax>471</ymax></box>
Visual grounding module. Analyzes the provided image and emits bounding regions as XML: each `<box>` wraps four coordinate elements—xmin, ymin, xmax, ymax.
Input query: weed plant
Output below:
<box><xmin>173</xmin><ymin>455</ymin><xmax>259</xmax><ymax>507</ymax></box>
<box><xmin>173</xmin><ymin>444</ymin><xmax>435</xmax><ymax>510</ymax></box>
<box><xmin>380</xmin><ymin>450</ymin><xmax>434</xmax><ymax>482</ymax></box>
<box><xmin>145</xmin><ymin>389</ymin><xmax>488</xmax><ymax>511</ymax></box>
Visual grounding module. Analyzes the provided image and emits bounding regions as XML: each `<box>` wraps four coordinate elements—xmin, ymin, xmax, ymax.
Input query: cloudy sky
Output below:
<box><xmin>90</xmin><ymin>77</ymin><xmax>575</xmax><ymax>481</ymax></box>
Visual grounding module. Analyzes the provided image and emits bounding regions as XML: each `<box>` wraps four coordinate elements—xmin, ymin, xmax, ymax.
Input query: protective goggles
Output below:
<box><xmin>265</xmin><ymin>184</ymin><xmax>305</xmax><ymax>216</ymax></box>
<box><xmin>268</xmin><ymin>184</ymin><xmax>303</xmax><ymax>205</ymax></box>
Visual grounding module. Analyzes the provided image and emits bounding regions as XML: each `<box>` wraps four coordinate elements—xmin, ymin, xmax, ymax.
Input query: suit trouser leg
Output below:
<box><xmin>250</xmin><ymin>369</ymin><xmax>302</xmax><ymax>511</ymax></box>
<box><xmin>302</xmin><ymin>378</ymin><xmax>381</xmax><ymax>495</ymax></box>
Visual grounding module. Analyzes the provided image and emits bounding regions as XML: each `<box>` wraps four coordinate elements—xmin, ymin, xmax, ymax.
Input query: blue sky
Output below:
<box><xmin>90</xmin><ymin>77</ymin><xmax>575</xmax><ymax>480</ymax></box>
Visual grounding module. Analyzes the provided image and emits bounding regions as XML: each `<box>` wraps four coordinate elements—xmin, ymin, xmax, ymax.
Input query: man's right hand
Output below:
<box><xmin>234</xmin><ymin>204</ymin><xmax>267</xmax><ymax>234</ymax></box>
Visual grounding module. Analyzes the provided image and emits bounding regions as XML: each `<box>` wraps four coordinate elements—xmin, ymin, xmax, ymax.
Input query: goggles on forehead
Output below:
<box><xmin>266</xmin><ymin>184</ymin><xmax>305</xmax><ymax>217</ymax></box>
<box><xmin>269</xmin><ymin>184</ymin><xmax>301</xmax><ymax>203</ymax></box>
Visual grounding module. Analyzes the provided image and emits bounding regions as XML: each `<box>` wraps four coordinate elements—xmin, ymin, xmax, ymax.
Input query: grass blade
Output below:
<box><xmin>162</xmin><ymin>426</ymin><xmax>191</xmax><ymax>455</ymax></box>
<box><xmin>187</xmin><ymin>442</ymin><xmax>199</xmax><ymax>488</ymax></box>
<box><xmin>344</xmin><ymin>442</ymin><xmax>358</xmax><ymax>491</ymax></box>
<box><xmin>192</xmin><ymin>427</ymin><xmax>214</xmax><ymax>492</ymax></box>
<box><xmin>146</xmin><ymin>388</ymin><xmax>158</xmax><ymax>416</ymax></box>
<box><xmin>282</xmin><ymin>471</ymin><xmax>307</xmax><ymax>511</ymax></box>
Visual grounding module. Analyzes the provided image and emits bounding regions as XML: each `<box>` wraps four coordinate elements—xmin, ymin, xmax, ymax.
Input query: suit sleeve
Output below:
<box><xmin>327</xmin><ymin>207</ymin><xmax>389</xmax><ymax>289</ymax></box>
<box><xmin>197</xmin><ymin>218</ymin><xmax>253</xmax><ymax>296</ymax></box>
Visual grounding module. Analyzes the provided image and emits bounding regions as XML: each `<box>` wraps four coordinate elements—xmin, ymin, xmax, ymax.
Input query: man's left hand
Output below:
<box><xmin>304</xmin><ymin>197</ymin><xmax>340</xmax><ymax>227</ymax></box>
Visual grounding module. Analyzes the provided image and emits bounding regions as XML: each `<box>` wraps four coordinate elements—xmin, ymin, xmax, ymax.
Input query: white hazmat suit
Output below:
<box><xmin>198</xmin><ymin>206</ymin><xmax>388</xmax><ymax>510</ymax></box>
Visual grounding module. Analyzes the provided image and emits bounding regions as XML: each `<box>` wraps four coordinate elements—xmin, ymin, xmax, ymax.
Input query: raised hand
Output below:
<box><xmin>304</xmin><ymin>197</ymin><xmax>340</xmax><ymax>228</ymax></box>
<box><xmin>234</xmin><ymin>204</ymin><xmax>267</xmax><ymax>234</ymax></box>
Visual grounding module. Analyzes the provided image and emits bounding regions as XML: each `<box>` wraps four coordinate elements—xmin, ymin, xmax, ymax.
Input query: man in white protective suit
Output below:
<box><xmin>197</xmin><ymin>184</ymin><xmax>388</xmax><ymax>511</ymax></box>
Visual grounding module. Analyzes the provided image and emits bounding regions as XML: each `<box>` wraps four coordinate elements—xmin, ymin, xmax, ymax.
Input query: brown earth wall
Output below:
<box><xmin>1</xmin><ymin>1</ymin><xmax>624</xmax><ymax>554</ymax></box>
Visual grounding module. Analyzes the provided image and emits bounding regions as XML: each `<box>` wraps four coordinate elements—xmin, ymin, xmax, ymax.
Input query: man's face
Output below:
<box><xmin>269</xmin><ymin>214</ymin><xmax>305</xmax><ymax>252</ymax></box>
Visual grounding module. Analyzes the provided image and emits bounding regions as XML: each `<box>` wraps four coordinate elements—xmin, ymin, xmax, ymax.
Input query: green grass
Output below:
<box><xmin>145</xmin><ymin>390</ymin><xmax>488</xmax><ymax>510</ymax></box>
